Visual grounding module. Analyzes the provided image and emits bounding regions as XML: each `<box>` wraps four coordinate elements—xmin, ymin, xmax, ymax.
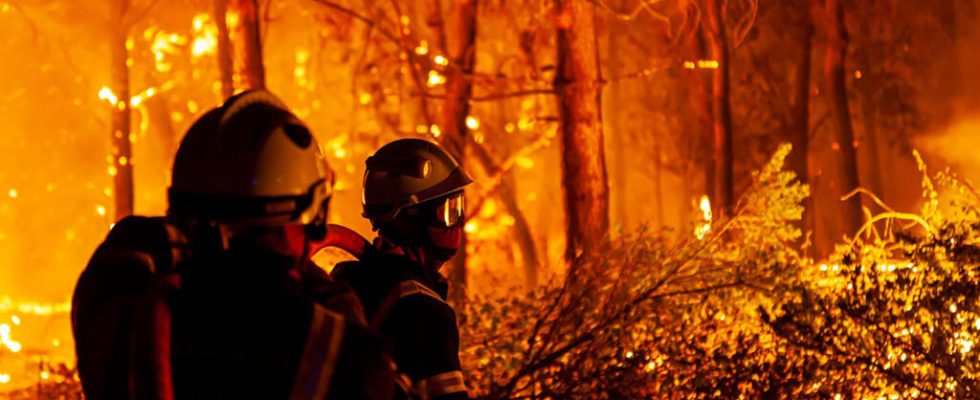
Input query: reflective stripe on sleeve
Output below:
<box><xmin>289</xmin><ymin>304</ymin><xmax>345</xmax><ymax>400</ymax></box>
<box><xmin>415</xmin><ymin>370</ymin><xmax>467</xmax><ymax>400</ymax></box>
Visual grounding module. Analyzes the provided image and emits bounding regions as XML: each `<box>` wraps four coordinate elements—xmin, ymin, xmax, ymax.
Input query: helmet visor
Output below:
<box><xmin>434</xmin><ymin>192</ymin><xmax>465</xmax><ymax>228</ymax></box>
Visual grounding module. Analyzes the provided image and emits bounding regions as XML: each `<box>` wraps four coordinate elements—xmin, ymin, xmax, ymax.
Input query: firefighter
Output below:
<box><xmin>72</xmin><ymin>89</ymin><xmax>395</xmax><ymax>399</ymax></box>
<box><xmin>333</xmin><ymin>138</ymin><xmax>471</xmax><ymax>400</ymax></box>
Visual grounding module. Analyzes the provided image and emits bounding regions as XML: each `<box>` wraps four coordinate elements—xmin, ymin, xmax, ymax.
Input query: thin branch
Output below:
<box><xmin>842</xmin><ymin>187</ymin><xmax>895</xmax><ymax>213</ymax></box>
<box><xmin>309</xmin><ymin>0</ymin><xmax>404</xmax><ymax>51</ymax></box>
<box><xmin>387</xmin><ymin>0</ymin><xmax>434</xmax><ymax>128</ymax></box>
<box><xmin>471</xmin><ymin>88</ymin><xmax>555</xmax><ymax>102</ymax></box>
<box><xmin>587</xmin><ymin>0</ymin><xmax>668</xmax><ymax>22</ymax></box>
<box><xmin>847</xmin><ymin>212</ymin><xmax>934</xmax><ymax>248</ymax></box>
<box><xmin>470</xmin><ymin>135</ymin><xmax>553</xmax><ymax>213</ymax></box>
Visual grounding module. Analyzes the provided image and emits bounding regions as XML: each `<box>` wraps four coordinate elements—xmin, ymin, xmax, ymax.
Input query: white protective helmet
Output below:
<box><xmin>168</xmin><ymin>89</ymin><xmax>333</xmax><ymax>231</ymax></box>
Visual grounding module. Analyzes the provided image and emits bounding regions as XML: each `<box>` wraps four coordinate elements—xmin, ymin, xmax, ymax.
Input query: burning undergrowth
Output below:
<box><xmin>459</xmin><ymin>144</ymin><xmax>980</xmax><ymax>399</ymax></box>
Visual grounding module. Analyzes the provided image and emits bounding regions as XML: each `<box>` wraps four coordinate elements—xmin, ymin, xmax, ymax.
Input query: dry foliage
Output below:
<box><xmin>460</xmin><ymin>144</ymin><xmax>980</xmax><ymax>399</ymax></box>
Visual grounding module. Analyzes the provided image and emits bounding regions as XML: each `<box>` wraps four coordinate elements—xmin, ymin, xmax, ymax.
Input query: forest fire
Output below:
<box><xmin>3</xmin><ymin>0</ymin><xmax>980</xmax><ymax>398</ymax></box>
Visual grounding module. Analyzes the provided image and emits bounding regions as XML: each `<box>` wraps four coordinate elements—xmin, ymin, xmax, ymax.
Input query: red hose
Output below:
<box><xmin>310</xmin><ymin>224</ymin><xmax>372</xmax><ymax>260</ymax></box>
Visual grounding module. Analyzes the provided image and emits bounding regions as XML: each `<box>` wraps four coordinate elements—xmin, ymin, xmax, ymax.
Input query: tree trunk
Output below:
<box><xmin>500</xmin><ymin>182</ymin><xmax>540</xmax><ymax>288</ymax></box>
<box><xmin>443</xmin><ymin>0</ymin><xmax>478</xmax><ymax>305</ymax></box>
<box><xmin>790</xmin><ymin>20</ymin><xmax>814</xmax><ymax>240</ymax></box>
<box><xmin>685</xmin><ymin>29</ymin><xmax>711</xmax><ymax>231</ymax></box>
<box><xmin>215</xmin><ymin>0</ymin><xmax>235</xmax><ymax>99</ymax></box>
<box><xmin>606</xmin><ymin>1</ymin><xmax>629</xmax><ymax>233</ymax></box>
<box><xmin>110</xmin><ymin>1</ymin><xmax>133</xmax><ymax>222</ymax></box>
<box><xmin>856</xmin><ymin>48</ymin><xmax>884</xmax><ymax>199</ymax></box>
<box><xmin>229</xmin><ymin>0</ymin><xmax>265</xmax><ymax>90</ymax></box>
<box><xmin>555</xmin><ymin>0</ymin><xmax>610</xmax><ymax>262</ymax></box>
<box><xmin>704</xmin><ymin>0</ymin><xmax>734</xmax><ymax>217</ymax></box>
<box><xmin>470</xmin><ymin>144</ymin><xmax>541</xmax><ymax>290</ymax></box>
<box><xmin>654</xmin><ymin>143</ymin><xmax>665</xmax><ymax>230</ymax></box>
<box><xmin>861</xmin><ymin>98</ymin><xmax>884</xmax><ymax>198</ymax></box>
<box><xmin>823</xmin><ymin>0</ymin><xmax>863</xmax><ymax>236</ymax></box>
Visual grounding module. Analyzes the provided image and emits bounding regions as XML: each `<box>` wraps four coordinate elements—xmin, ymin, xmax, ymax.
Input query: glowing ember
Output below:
<box><xmin>426</xmin><ymin>70</ymin><xmax>446</xmax><ymax>87</ymax></box>
<box><xmin>415</xmin><ymin>41</ymin><xmax>429</xmax><ymax>56</ymax></box>
<box><xmin>433</xmin><ymin>55</ymin><xmax>448</xmax><ymax>66</ymax></box>
<box><xmin>683</xmin><ymin>60</ymin><xmax>719</xmax><ymax>70</ymax></box>
<box><xmin>697</xmin><ymin>60</ymin><xmax>719</xmax><ymax>69</ymax></box>
<box><xmin>98</xmin><ymin>86</ymin><xmax>118</xmax><ymax>105</ymax></box>
<box><xmin>358</xmin><ymin>92</ymin><xmax>373</xmax><ymax>105</ymax></box>
<box><xmin>465</xmin><ymin>115</ymin><xmax>480</xmax><ymax>130</ymax></box>
<box><xmin>0</xmin><ymin>323</ymin><xmax>22</xmax><ymax>353</ymax></box>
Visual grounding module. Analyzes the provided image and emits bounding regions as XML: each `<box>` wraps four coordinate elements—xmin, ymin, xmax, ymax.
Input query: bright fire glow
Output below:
<box><xmin>190</xmin><ymin>13</ymin><xmax>217</xmax><ymax>57</ymax></box>
<box><xmin>0</xmin><ymin>297</ymin><xmax>72</xmax><ymax>316</ymax></box>
<box><xmin>694</xmin><ymin>195</ymin><xmax>712</xmax><ymax>240</ymax></box>
<box><xmin>151</xmin><ymin>31</ymin><xmax>186</xmax><ymax>72</ymax></box>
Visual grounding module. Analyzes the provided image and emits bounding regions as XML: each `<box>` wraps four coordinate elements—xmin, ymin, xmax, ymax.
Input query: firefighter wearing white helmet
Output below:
<box><xmin>334</xmin><ymin>138</ymin><xmax>472</xmax><ymax>400</ymax></box>
<box><xmin>73</xmin><ymin>90</ymin><xmax>396</xmax><ymax>400</ymax></box>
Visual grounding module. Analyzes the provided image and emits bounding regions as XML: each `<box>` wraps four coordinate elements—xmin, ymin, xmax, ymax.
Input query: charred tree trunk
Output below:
<box><xmin>790</xmin><ymin>20</ymin><xmax>814</xmax><ymax>239</ymax></box>
<box><xmin>110</xmin><ymin>1</ymin><xmax>133</xmax><ymax>222</ymax></box>
<box><xmin>443</xmin><ymin>0</ymin><xmax>478</xmax><ymax>305</ymax></box>
<box><xmin>229</xmin><ymin>0</ymin><xmax>265</xmax><ymax>90</ymax></box>
<box><xmin>555</xmin><ymin>0</ymin><xmax>610</xmax><ymax>262</ymax></box>
<box><xmin>823</xmin><ymin>0</ymin><xmax>863</xmax><ymax>236</ymax></box>
<box><xmin>215</xmin><ymin>0</ymin><xmax>235</xmax><ymax>99</ymax></box>
<box><xmin>704</xmin><ymin>0</ymin><xmax>734</xmax><ymax>217</ymax></box>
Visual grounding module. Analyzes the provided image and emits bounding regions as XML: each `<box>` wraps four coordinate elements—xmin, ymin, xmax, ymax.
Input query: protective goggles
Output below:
<box><xmin>404</xmin><ymin>192</ymin><xmax>465</xmax><ymax>228</ymax></box>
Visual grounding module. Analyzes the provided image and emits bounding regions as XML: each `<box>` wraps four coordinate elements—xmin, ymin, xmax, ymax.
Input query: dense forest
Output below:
<box><xmin>1</xmin><ymin>0</ymin><xmax>980</xmax><ymax>398</ymax></box>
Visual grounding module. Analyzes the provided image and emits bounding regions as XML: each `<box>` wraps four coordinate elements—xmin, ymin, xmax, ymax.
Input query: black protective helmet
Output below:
<box><xmin>168</xmin><ymin>89</ymin><xmax>333</xmax><ymax>229</ymax></box>
<box><xmin>362</xmin><ymin>139</ymin><xmax>472</xmax><ymax>225</ymax></box>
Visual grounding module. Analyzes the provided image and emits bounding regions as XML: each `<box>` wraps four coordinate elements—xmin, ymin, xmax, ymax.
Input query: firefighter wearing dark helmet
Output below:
<box><xmin>72</xmin><ymin>89</ymin><xmax>395</xmax><ymax>400</ymax></box>
<box><xmin>333</xmin><ymin>138</ymin><xmax>471</xmax><ymax>400</ymax></box>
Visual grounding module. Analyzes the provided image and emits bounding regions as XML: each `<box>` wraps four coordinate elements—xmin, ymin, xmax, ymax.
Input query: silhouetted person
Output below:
<box><xmin>334</xmin><ymin>139</ymin><xmax>470</xmax><ymax>400</ymax></box>
<box><xmin>72</xmin><ymin>90</ymin><xmax>395</xmax><ymax>400</ymax></box>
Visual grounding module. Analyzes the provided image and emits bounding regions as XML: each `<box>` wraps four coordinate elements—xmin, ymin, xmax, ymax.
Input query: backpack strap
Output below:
<box><xmin>369</xmin><ymin>280</ymin><xmax>446</xmax><ymax>331</ymax></box>
<box><xmin>289</xmin><ymin>304</ymin><xmax>346</xmax><ymax>400</ymax></box>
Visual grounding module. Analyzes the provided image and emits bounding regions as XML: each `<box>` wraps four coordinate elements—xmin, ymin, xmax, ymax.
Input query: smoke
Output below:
<box><xmin>914</xmin><ymin>0</ymin><xmax>980</xmax><ymax>185</ymax></box>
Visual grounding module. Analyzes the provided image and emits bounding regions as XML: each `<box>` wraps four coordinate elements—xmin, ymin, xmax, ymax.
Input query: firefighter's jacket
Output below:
<box><xmin>333</xmin><ymin>251</ymin><xmax>468</xmax><ymax>400</ymax></box>
<box><xmin>72</xmin><ymin>216</ymin><xmax>396</xmax><ymax>400</ymax></box>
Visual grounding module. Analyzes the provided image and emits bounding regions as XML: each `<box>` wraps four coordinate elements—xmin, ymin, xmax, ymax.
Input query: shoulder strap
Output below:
<box><xmin>369</xmin><ymin>280</ymin><xmax>446</xmax><ymax>331</ymax></box>
<box><xmin>289</xmin><ymin>304</ymin><xmax>346</xmax><ymax>400</ymax></box>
